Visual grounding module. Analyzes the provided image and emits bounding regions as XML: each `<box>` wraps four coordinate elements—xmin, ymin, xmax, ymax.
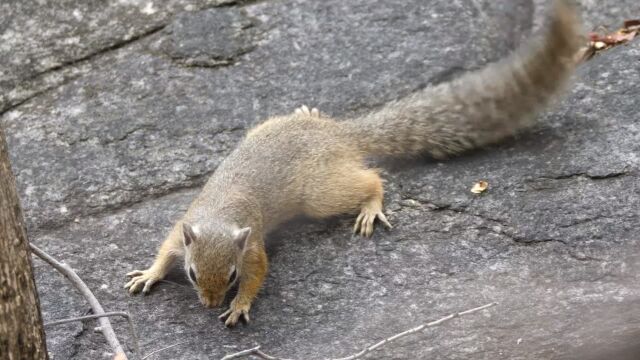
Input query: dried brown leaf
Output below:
<box><xmin>582</xmin><ymin>19</ymin><xmax>640</xmax><ymax>62</ymax></box>
<box><xmin>471</xmin><ymin>181</ymin><xmax>488</xmax><ymax>194</ymax></box>
<box><xmin>623</xmin><ymin>19</ymin><xmax>640</xmax><ymax>29</ymax></box>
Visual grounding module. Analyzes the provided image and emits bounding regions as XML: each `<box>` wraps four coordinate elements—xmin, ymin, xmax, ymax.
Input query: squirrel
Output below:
<box><xmin>125</xmin><ymin>0</ymin><xmax>583</xmax><ymax>327</ymax></box>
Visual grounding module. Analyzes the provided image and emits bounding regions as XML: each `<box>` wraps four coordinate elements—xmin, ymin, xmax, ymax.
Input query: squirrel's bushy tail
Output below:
<box><xmin>343</xmin><ymin>0</ymin><xmax>583</xmax><ymax>158</ymax></box>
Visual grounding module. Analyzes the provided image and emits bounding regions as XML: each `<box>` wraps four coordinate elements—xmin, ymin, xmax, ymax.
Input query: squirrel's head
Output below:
<box><xmin>181</xmin><ymin>222</ymin><xmax>251</xmax><ymax>308</ymax></box>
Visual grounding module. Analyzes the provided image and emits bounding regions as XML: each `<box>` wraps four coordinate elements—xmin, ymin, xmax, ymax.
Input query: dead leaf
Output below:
<box><xmin>593</xmin><ymin>41</ymin><xmax>607</xmax><ymax>49</ymax></box>
<box><xmin>471</xmin><ymin>181</ymin><xmax>488</xmax><ymax>194</ymax></box>
<box><xmin>581</xmin><ymin>19</ymin><xmax>640</xmax><ymax>62</ymax></box>
<box><xmin>624</xmin><ymin>19</ymin><xmax>640</xmax><ymax>29</ymax></box>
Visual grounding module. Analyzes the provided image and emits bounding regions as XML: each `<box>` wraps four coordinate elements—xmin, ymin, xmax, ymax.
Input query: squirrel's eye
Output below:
<box><xmin>229</xmin><ymin>269</ymin><xmax>237</xmax><ymax>284</ymax></box>
<box><xmin>189</xmin><ymin>267</ymin><xmax>197</xmax><ymax>284</ymax></box>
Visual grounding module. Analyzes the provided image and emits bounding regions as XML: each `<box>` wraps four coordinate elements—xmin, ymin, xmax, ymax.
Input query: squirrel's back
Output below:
<box><xmin>342</xmin><ymin>0</ymin><xmax>583</xmax><ymax>158</ymax></box>
<box><xmin>197</xmin><ymin>0</ymin><xmax>583</xmax><ymax>226</ymax></box>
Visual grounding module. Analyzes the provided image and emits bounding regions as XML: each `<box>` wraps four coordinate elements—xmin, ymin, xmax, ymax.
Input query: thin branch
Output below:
<box><xmin>44</xmin><ymin>311</ymin><xmax>130</xmax><ymax>327</ymax></box>
<box><xmin>220</xmin><ymin>302</ymin><xmax>497</xmax><ymax>360</ymax></box>
<box><xmin>30</xmin><ymin>243</ymin><xmax>140</xmax><ymax>359</ymax></box>
<box><xmin>331</xmin><ymin>302</ymin><xmax>496</xmax><ymax>360</ymax></box>
<box><xmin>42</xmin><ymin>293</ymin><xmax>187</xmax><ymax>360</ymax></box>
<box><xmin>221</xmin><ymin>346</ymin><xmax>293</xmax><ymax>360</ymax></box>
<box><xmin>141</xmin><ymin>340</ymin><xmax>189</xmax><ymax>360</ymax></box>
<box><xmin>44</xmin><ymin>311</ymin><xmax>140</xmax><ymax>359</ymax></box>
<box><xmin>221</xmin><ymin>346</ymin><xmax>261</xmax><ymax>360</ymax></box>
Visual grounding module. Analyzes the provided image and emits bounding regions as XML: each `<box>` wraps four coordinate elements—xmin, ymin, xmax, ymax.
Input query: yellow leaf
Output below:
<box><xmin>471</xmin><ymin>181</ymin><xmax>489</xmax><ymax>194</ymax></box>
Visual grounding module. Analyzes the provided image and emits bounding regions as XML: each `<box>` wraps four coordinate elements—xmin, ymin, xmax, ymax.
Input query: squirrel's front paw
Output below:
<box><xmin>124</xmin><ymin>269</ymin><xmax>161</xmax><ymax>294</ymax></box>
<box><xmin>218</xmin><ymin>299</ymin><xmax>251</xmax><ymax>327</ymax></box>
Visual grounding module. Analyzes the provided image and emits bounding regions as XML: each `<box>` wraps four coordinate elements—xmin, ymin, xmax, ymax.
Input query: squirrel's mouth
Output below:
<box><xmin>199</xmin><ymin>292</ymin><xmax>224</xmax><ymax>308</ymax></box>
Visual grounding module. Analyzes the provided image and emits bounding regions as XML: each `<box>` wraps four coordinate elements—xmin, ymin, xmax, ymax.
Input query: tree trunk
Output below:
<box><xmin>0</xmin><ymin>127</ymin><xmax>48</xmax><ymax>359</ymax></box>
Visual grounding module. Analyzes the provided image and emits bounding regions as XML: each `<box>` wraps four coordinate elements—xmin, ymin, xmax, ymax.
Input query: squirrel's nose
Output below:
<box><xmin>199</xmin><ymin>293</ymin><xmax>223</xmax><ymax>308</ymax></box>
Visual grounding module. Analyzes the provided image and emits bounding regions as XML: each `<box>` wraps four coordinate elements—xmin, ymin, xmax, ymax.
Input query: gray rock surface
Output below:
<box><xmin>2</xmin><ymin>0</ymin><xmax>640</xmax><ymax>359</ymax></box>
<box><xmin>0</xmin><ymin>0</ymin><xmax>238</xmax><ymax>112</ymax></box>
<box><xmin>156</xmin><ymin>7</ymin><xmax>260</xmax><ymax>67</ymax></box>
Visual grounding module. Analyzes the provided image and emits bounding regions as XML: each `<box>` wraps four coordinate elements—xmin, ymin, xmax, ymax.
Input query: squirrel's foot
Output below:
<box><xmin>124</xmin><ymin>268</ymin><xmax>162</xmax><ymax>294</ymax></box>
<box><xmin>353</xmin><ymin>205</ymin><xmax>392</xmax><ymax>237</ymax></box>
<box><xmin>294</xmin><ymin>105</ymin><xmax>320</xmax><ymax>117</ymax></box>
<box><xmin>219</xmin><ymin>299</ymin><xmax>251</xmax><ymax>327</ymax></box>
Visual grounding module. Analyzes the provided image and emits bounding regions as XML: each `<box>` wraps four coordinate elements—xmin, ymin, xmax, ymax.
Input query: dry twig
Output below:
<box><xmin>30</xmin><ymin>244</ymin><xmax>139</xmax><ymax>359</ymax></box>
<box><xmin>44</xmin><ymin>311</ymin><xmax>140</xmax><ymax>358</ymax></box>
<box><xmin>221</xmin><ymin>346</ymin><xmax>293</xmax><ymax>360</ymax></box>
<box><xmin>141</xmin><ymin>340</ymin><xmax>190</xmax><ymax>360</ymax></box>
<box><xmin>221</xmin><ymin>302</ymin><xmax>496</xmax><ymax>360</ymax></box>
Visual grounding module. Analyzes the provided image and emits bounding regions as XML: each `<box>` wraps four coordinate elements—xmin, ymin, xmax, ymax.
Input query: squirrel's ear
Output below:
<box><xmin>183</xmin><ymin>223</ymin><xmax>197</xmax><ymax>246</ymax></box>
<box><xmin>233</xmin><ymin>227</ymin><xmax>251</xmax><ymax>252</ymax></box>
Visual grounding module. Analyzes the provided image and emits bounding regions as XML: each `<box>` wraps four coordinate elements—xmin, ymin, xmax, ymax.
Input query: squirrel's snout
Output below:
<box><xmin>199</xmin><ymin>292</ymin><xmax>224</xmax><ymax>308</ymax></box>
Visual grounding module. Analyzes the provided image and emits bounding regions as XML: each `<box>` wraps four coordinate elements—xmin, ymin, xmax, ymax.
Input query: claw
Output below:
<box><xmin>124</xmin><ymin>279</ymin><xmax>134</xmax><ymax>289</ymax></box>
<box><xmin>365</xmin><ymin>215</ymin><xmax>374</xmax><ymax>237</ymax></box>
<box><xmin>377</xmin><ymin>211</ymin><xmax>393</xmax><ymax>229</ymax></box>
<box><xmin>294</xmin><ymin>105</ymin><xmax>321</xmax><ymax>117</ymax></box>
<box><xmin>219</xmin><ymin>309</ymin><xmax>232</xmax><ymax>321</ymax></box>
<box><xmin>360</xmin><ymin>216</ymin><xmax>368</xmax><ymax>237</ymax></box>
<box><xmin>219</xmin><ymin>301</ymin><xmax>251</xmax><ymax>327</ymax></box>
<box><xmin>353</xmin><ymin>212</ymin><xmax>365</xmax><ymax>234</ymax></box>
<box><xmin>124</xmin><ymin>268</ymin><xmax>160</xmax><ymax>294</ymax></box>
<box><xmin>353</xmin><ymin>209</ymin><xmax>392</xmax><ymax>237</ymax></box>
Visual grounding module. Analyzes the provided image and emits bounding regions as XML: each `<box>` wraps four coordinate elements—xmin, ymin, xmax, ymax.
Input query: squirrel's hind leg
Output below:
<box><xmin>303</xmin><ymin>164</ymin><xmax>392</xmax><ymax>237</ymax></box>
<box><xmin>353</xmin><ymin>198</ymin><xmax>392</xmax><ymax>237</ymax></box>
<box><xmin>351</xmin><ymin>171</ymin><xmax>392</xmax><ymax>237</ymax></box>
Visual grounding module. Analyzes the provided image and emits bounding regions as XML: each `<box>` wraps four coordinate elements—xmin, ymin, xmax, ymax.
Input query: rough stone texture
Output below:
<box><xmin>534</xmin><ymin>0</ymin><xmax>640</xmax><ymax>30</ymax></box>
<box><xmin>2</xmin><ymin>0</ymin><xmax>532</xmax><ymax>231</ymax></box>
<box><xmin>155</xmin><ymin>8</ymin><xmax>260</xmax><ymax>67</ymax></box>
<box><xmin>0</xmin><ymin>0</ymin><xmax>239</xmax><ymax>112</ymax></box>
<box><xmin>2</xmin><ymin>0</ymin><xmax>640</xmax><ymax>359</ymax></box>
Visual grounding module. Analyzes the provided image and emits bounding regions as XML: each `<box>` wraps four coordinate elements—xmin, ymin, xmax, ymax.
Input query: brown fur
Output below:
<box><xmin>125</xmin><ymin>1</ymin><xmax>583</xmax><ymax>327</ymax></box>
